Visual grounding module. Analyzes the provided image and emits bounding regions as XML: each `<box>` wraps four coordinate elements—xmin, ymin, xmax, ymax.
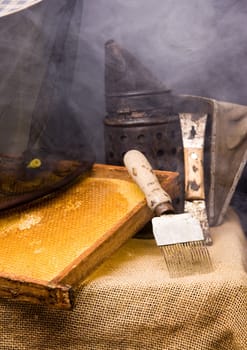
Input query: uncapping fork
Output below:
<box><xmin>124</xmin><ymin>149</ymin><xmax>213</xmax><ymax>278</ymax></box>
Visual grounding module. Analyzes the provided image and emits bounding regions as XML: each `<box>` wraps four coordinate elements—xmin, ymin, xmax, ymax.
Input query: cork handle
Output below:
<box><xmin>123</xmin><ymin>150</ymin><xmax>174</xmax><ymax>215</ymax></box>
<box><xmin>184</xmin><ymin>147</ymin><xmax>205</xmax><ymax>200</ymax></box>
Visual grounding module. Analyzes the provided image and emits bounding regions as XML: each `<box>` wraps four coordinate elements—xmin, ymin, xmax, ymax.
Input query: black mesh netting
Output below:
<box><xmin>0</xmin><ymin>0</ymin><xmax>94</xmax><ymax>210</ymax></box>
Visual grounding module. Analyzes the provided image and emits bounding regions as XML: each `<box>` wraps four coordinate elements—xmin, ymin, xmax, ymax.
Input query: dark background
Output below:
<box><xmin>79</xmin><ymin>0</ymin><xmax>247</xmax><ymax>159</ymax></box>
<box><xmin>79</xmin><ymin>0</ymin><xmax>247</xmax><ymax>232</ymax></box>
<box><xmin>0</xmin><ymin>0</ymin><xmax>246</xmax><ymax>230</ymax></box>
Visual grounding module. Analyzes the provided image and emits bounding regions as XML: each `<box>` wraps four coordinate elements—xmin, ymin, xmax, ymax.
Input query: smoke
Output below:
<box><xmin>76</xmin><ymin>0</ymin><xmax>247</xmax><ymax>156</ymax></box>
<box><xmin>1</xmin><ymin>0</ymin><xmax>246</xmax><ymax>159</ymax></box>
<box><xmin>80</xmin><ymin>0</ymin><xmax>247</xmax><ymax>231</ymax></box>
<box><xmin>81</xmin><ymin>0</ymin><xmax>247</xmax><ymax>101</ymax></box>
<box><xmin>0</xmin><ymin>0</ymin><xmax>246</xmax><ymax>227</ymax></box>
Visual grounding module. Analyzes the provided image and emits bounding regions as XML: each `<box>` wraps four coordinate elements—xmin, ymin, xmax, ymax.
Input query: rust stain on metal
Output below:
<box><xmin>189</xmin><ymin>181</ymin><xmax>200</xmax><ymax>191</ymax></box>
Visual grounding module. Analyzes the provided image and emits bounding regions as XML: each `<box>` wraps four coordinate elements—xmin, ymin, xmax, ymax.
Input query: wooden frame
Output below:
<box><xmin>0</xmin><ymin>164</ymin><xmax>180</xmax><ymax>309</ymax></box>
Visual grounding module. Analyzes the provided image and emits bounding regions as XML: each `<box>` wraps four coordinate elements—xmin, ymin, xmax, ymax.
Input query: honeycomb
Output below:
<box><xmin>0</xmin><ymin>177</ymin><xmax>144</xmax><ymax>281</ymax></box>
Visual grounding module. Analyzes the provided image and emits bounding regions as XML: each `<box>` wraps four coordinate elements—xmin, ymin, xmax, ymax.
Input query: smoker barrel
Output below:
<box><xmin>104</xmin><ymin>40</ymin><xmax>185</xmax><ymax>212</ymax></box>
<box><xmin>104</xmin><ymin>110</ymin><xmax>184</xmax><ymax>213</ymax></box>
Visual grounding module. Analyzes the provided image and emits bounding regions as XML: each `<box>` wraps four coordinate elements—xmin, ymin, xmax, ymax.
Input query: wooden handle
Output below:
<box><xmin>123</xmin><ymin>150</ymin><xmax>174</xmax><ymax>215</ymax></box>
<box><xmin>184</xmin><ymin>147</ymin><xmax>205</xmax><ymax>200</ymax></box>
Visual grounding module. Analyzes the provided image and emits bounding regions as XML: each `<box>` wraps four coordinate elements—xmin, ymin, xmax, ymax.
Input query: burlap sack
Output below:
<box><xmin>0</xmin><ymin>208</ymin><xmax>246</xmax><ymax>350</ymax></box>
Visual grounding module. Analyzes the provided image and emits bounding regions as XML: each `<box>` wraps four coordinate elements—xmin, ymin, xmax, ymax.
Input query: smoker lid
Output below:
<box><xmin>105</xmin><ymin>40</ymin><xmax>173</xmax><ymax>114</ymax></box>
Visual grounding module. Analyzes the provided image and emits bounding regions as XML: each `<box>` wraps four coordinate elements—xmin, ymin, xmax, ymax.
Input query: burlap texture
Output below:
<box><xmin>0</xmin><ymin>208</ymin><xmax>246</xmax><ymax>350</ymax></box>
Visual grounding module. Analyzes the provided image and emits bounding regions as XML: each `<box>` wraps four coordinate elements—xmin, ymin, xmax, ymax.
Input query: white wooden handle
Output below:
<box><xmin>184</xmin><ymin>147</ymin><xmax>205</xmax><ymax>200</ymax></box>
<box><xmin>123</xmin><ymin>150</ymin><xmax>174</xmax><ymax>215</ymax></box>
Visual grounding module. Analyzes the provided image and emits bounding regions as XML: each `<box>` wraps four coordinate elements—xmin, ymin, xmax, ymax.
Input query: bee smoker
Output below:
<box><xmin>104</xmin><ymin>40</ymin><xmax>184</xmax><ymax>212</ymax></box>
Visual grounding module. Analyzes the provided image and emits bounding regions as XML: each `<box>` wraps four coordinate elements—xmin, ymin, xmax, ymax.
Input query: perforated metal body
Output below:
<box><xmin>104</xmin><ymin>111</ymin><xmax>184</xmax><ymax>212</ymax></box>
